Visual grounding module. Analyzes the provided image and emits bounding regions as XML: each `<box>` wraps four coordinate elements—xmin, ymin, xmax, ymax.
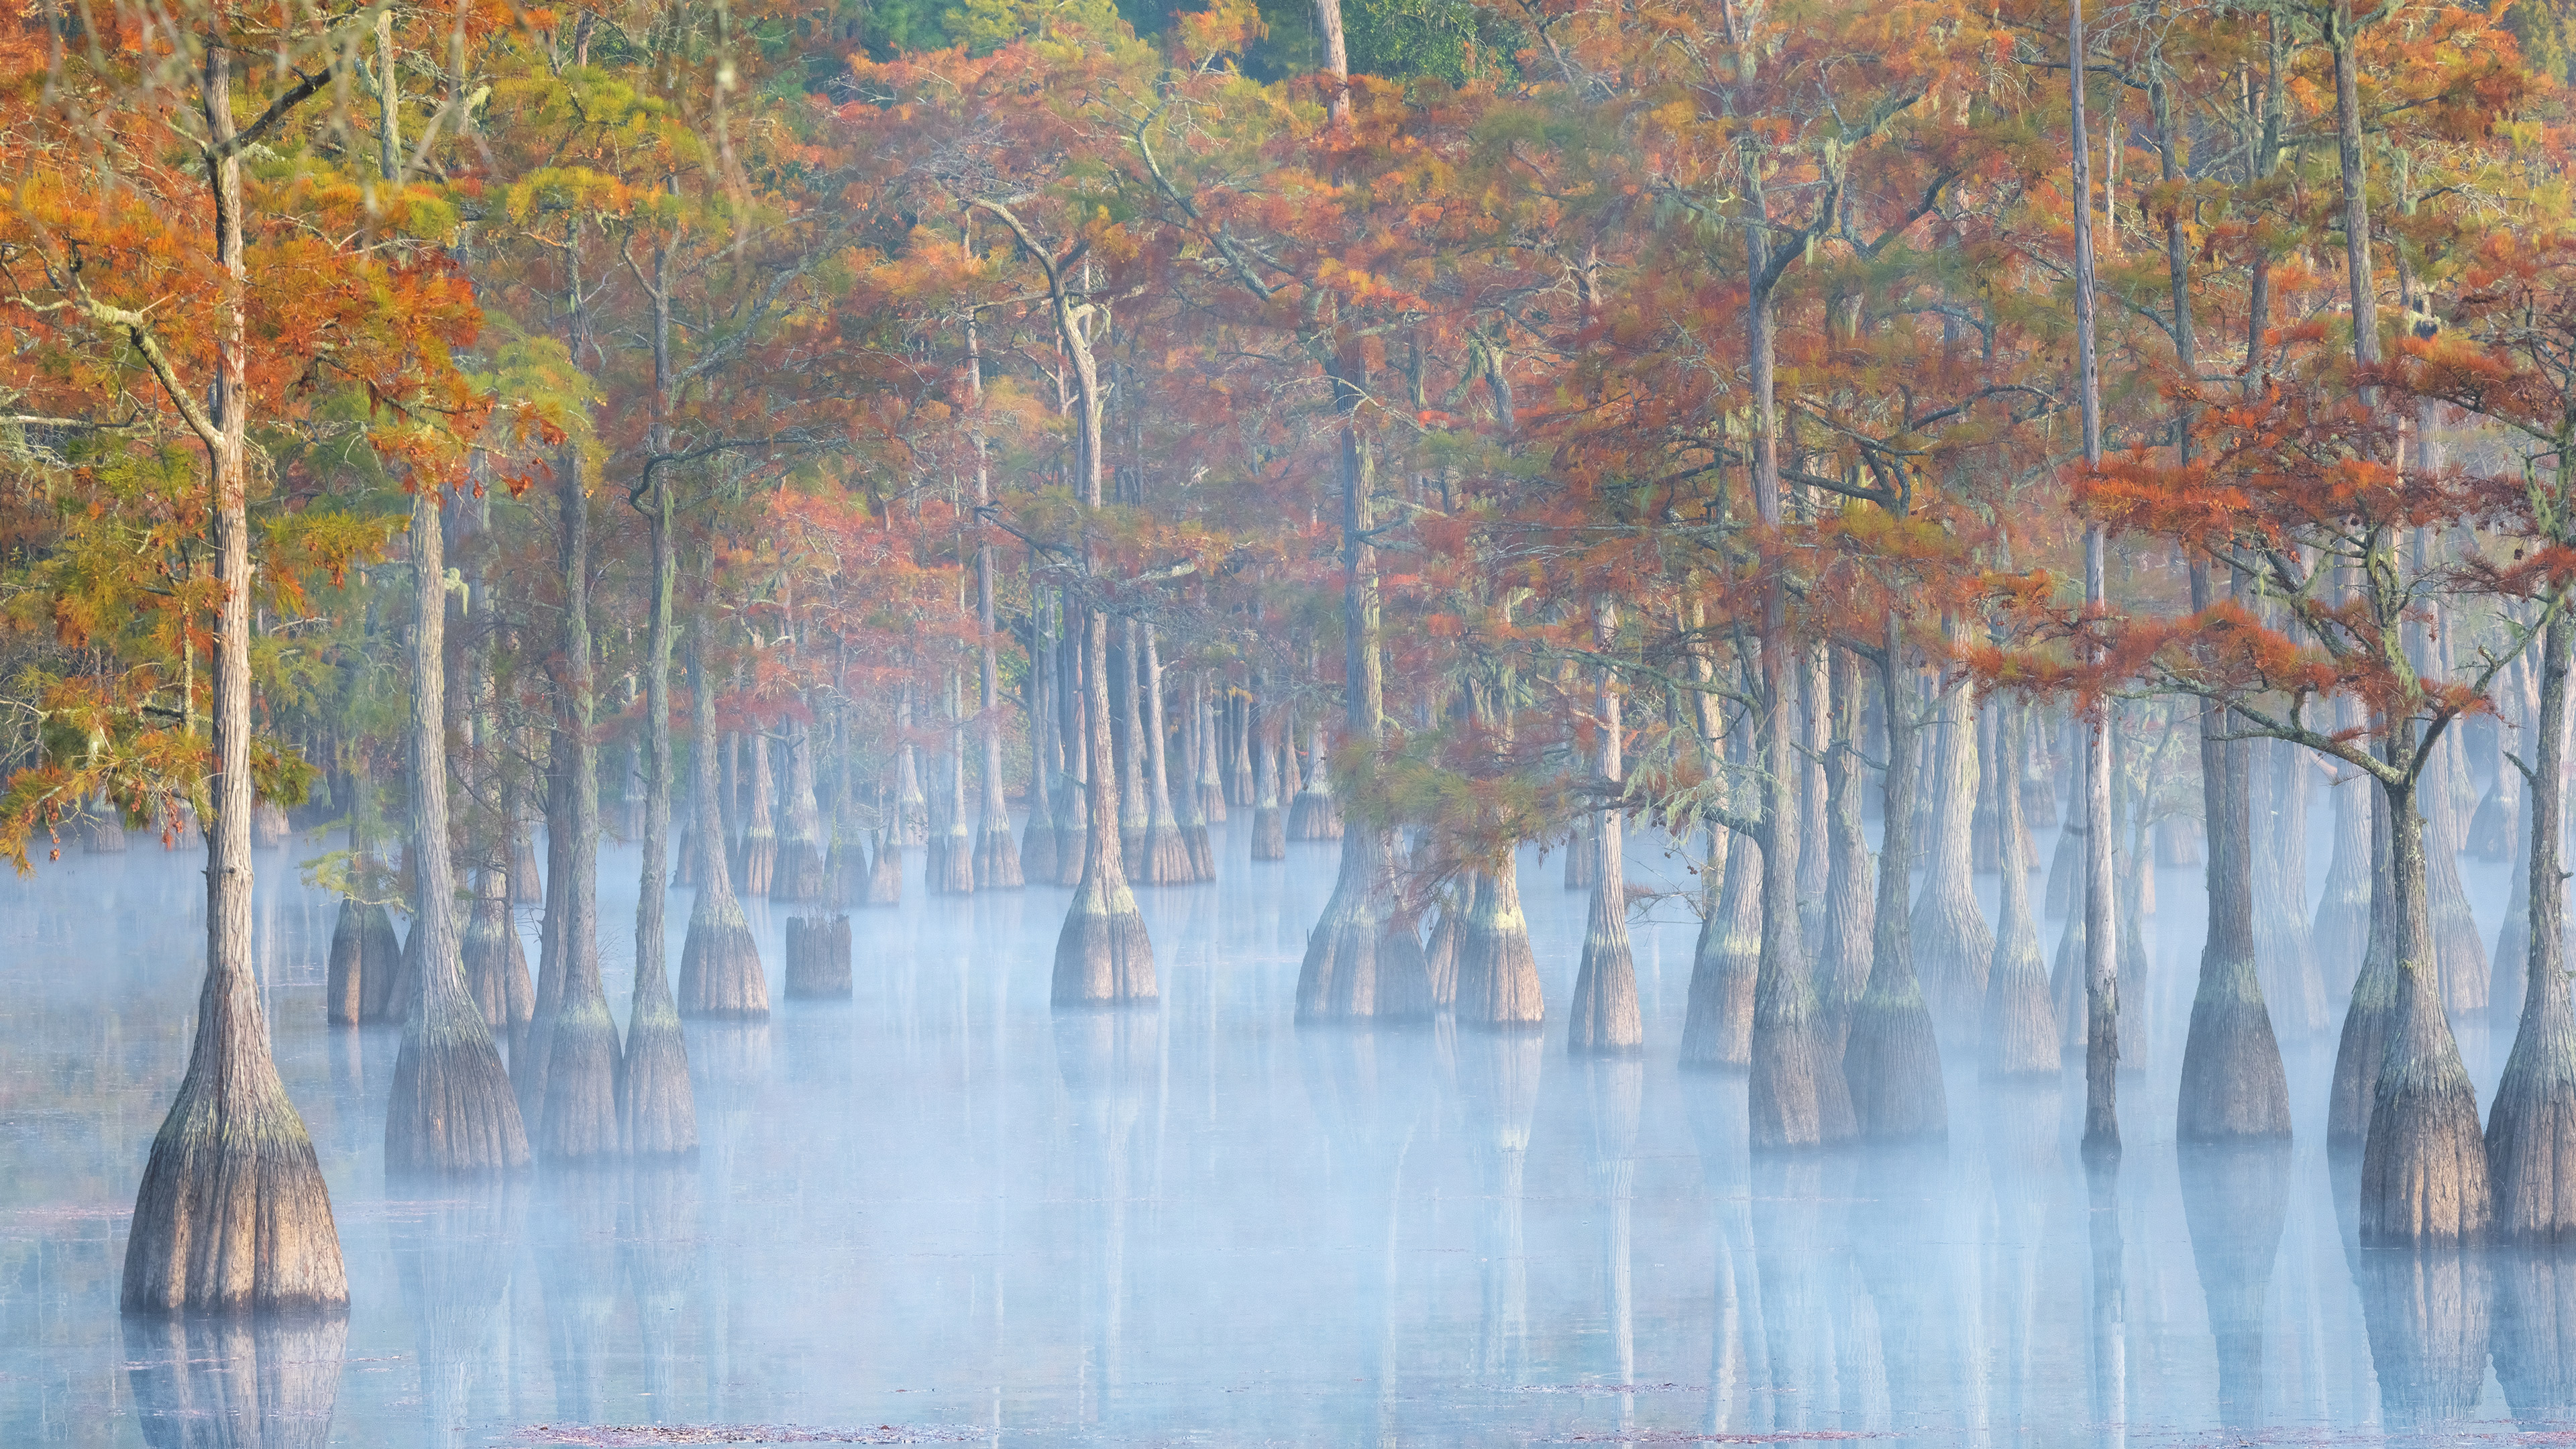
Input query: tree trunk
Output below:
<box><xmin>1984</xmin><ymin>698</ymin><xmax>2058</xmax><ymax>1078</ymax></box>
<box><xmin>1051</xmin><ymin>263</ymin><xmax>1154</xmax><ymax>1006</ymax></box>
<box><xmin>1295</xmin><ymin>383</ymin><xmax>1426</xmax><ymax>1022</ymax></box>
<box><xmin>123</xmin><ymin>44</ymin><xmax>350</xmax><ymax>1306</ymax></box>
<box><xmin>534</xmin><ymin>441</ymin><xmax>616</xmax><ymax>1162</ymax></box>
<box><xmin>1568</xmin><ymin>600</ymin><xmax>1640</xmax><ymax>1053</ymax></box>
<box><xmin>620</xmin><ymin>264</ymin><xmax>694</xmax><ymax>1156</ymax></box>
<box><xmin>678</xmin><ymin>627</ymin><xmax>768</xmax><ymax>1018</ymax></box>
<box><xmin>2487</xmin><ymin>609</ymin><xmax>2576</xmax><ymax>1240</ymax></box>
<box><xmin>1912</xmin><ymin>674</ymin><xmax>1993</xmax><ymax>1040</ymax></box>
<box><xmin>2178</xmin><ymin>564</ymin><xmax>2291</xmax><ymax>1140</ymax></box>
<box><xmin>1815</xmin><ymin>644</ymin><xmax>1876</xmax><ymax>1050</ymax></box>
<box><xmin>2360</xmin><ymin>760</ymin><xmax>2492</xmax><ymax>1244</ymax></box>
<box><xmin>1845</xmin><ymin>614</ymin><xmax>1943</xmax><ymax>1138</ymax></box>
<box><xmin>1138</xmin><ymin>625</ymin><xmax>1195</xmax><ymax>885</ymax></box>
<box><xmin>1021</xmin><ymin>572</ymin><xmax>1061</xmax><ymax>885</ymax></box>
<box><xmin>387</xmin><ymin>484</ymin><xmax>531</xmax><ymax>1175</ymax></box>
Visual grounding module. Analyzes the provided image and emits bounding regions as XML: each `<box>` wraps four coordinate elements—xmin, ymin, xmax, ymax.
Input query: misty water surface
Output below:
<box><xmin>1</xmin><ymin>797</ymin><xmax>2567</xmax><ymax>1446</ymax></box>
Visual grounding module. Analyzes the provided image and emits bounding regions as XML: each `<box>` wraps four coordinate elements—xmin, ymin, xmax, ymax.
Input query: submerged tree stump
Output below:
<box><xmin>785</xmin><ymin>914</ymin><xmax>853</xmax><ymax>998</ymax></box>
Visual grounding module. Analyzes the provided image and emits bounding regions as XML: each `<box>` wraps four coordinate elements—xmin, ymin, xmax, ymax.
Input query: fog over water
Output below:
<box><xmin>2</xmin><ymin>791</ymin><xmax>2568</xmax><ymax>1446</ymax></box>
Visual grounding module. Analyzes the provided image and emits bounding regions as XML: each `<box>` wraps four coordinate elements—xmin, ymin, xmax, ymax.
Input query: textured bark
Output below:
<box><xmin>2043</xmin><ymin>790</ymin><xmax>2086</xmax><ymax>920</ymax></box>
<box><xmin>969</xmin><ymin>327</ymin><xmax>1024</xmax><ymax>893</ymax></box>
<box><xmin>250</xmin><ymin>800</ymin><xmax>290</xmax><ymax>850</ymax></box>
<box><xmin>1178</xmin><ymin>670</ymin><xmax>1216</xmax><ymax>877</ymax></box>
<box><xmin>1112</xmin><ymin>621</ymin><xmax>1148</xmax><ymax>864</ymax></box>
<box><xmin>460</xmin><ymin>869</ymin><xmax>533</xmax><ymax>1032</ymax></box>
<box><xmin>785</xmin><ymin>914</ymin><xmax>854</xmax><ymax>998</ymax></box>
<box><xmin>2493</xmin><ymin>761</ymin><xmax>2536</xmax><ymax>1034</ymax></box>
<box><xmin>2422</xmin><ymin>741</ymin><xmax>2489</xmax><ymax>1014</ymax></box>
<box><xmin>1022</xmin><ymin>584</ymin><xmax>1061</xmax><ymax>885</ymax></box>
<box><xmin>928</xmin><ymin>678</ymin><xmax>976</xmax><ymax>896</ymax></box>
<box><xmin>1053</xmin><ymin>620</ymin><xmax>1087</xmax><ymax>884</ymax></box>
<box><xmin>1230</xmin><ymin>682</ymin><xmax>1256</xmax><ymax>806</ymax></box>
<box><xmin>2488</xmin><ymin>612</ymin><xmax>2576</xmax><ymax>1242</ymax></box>
<box><xmin>894</xmin><ymin>684</ymin><xmax>926</xmax><ymax>847</ymax></box>
<box><xmin>534</xmin><ymin>449</ymin><xmax>616</xmax><ymax>1164</ymax></box>
<box><xmin>1750</xmin><ymin>633</ymin><xmax>1858</xmax><ymax>1150</ymax></box>
<box><xmin>1845</xmin><ymin>621</ymin><xmax>1942</xmax><ymax>1139</ymax></box>
<box><xmin>775</xmin><ymin>717</ymin><xmax>830</xmax><ymax>902</ymax></box>
<box><xmin>125</xmin><ymin>269</ymin><xmax>353</xmax><ymax>1299</ymax></box>
<box><xmin>1456</xmin><ymin>858</ymin><xmax>1544</xmax><ymax>1030</ymax></box>
<box><xmin>2253</xmin><ymin>738</ymin><xmax>2328</xmax><ymax>1037</ymax></box>
<box><xmin>678</xmin><ymin>637</ymin><xmax>767</xmax><ymax>1019</ymax></box>
<box><xmin>1682</xmin><ymin>830</ymin><xmax>1760</xmax><ymax>1069</ymax></box>
<box><xmin>1984</xmin><ymin>700</ymin><xmax>2058</xmax><ymax>1079</ymax></box>
<box><xmin>514</xmin><ymin>759</ymin><xmax>570</xmax><ymax>1120</ymax></box>
<box><xmin>127</xmin><ymin>72</ymin><xmax>359</xmax><ymax>1309</ymax></box>
<box><xmin>1136</xmin><ymin>625</ymin><xmax>1195</xmax><ymax>885</ymax></box>
<box><xmin>738</xmin><ymin>729</ymin><xmax>779</xmax><ymax>898</ymax></box>
<box><xmin>1054</xmin><ymin>604</ymin><xmax>1157</xmax><ymax>1006</ymax></box>
<box><xmin>1289</xmin><ymin>714</ymin><xmax>1344</xmax><ymax>841</ymax></box>
<box><xmin>1567</xmin><ymin>600</ymin><xmax>1640</xmax><ymax>1055</ymax></box>
<box><xmin>2177</xmin><ymin>632</ymin><xmax>2291</xmax><ymax>1140</ymax></box>
<box><xmin>619</xmin><ymin>426</ymin><xmax>692</xmax><ymax>1161</ymax></box>
<box><xmin>865</xmin><ymin>830</ymin><xmax>904</xmax><ymax>906</ymax></box>
<box><xmin>1252</xmin><ymin>680</ymin><xmax>1286</xmax><ymax>861</ymax></box>
<box><xmin>2361</xmin><ymin>773</ymin><xmax>2493</xmax><ymax>1244</ymax></box>
<box><xmin>328</xmin><ymin>898</ymin><xmax>399</xmax><ymax>1028</ymax></box>
<box><xmin>387</xmin><ymin>490</ymin><xmax>531</xmax><ymax>1177</ymax></box>
<box><xmin>1911</xmin><ymin>680</ymin><xmax>1994</xmax><ymax>1038</ymax></box>
<box><xmin>1425</xmin><ymin>896</ymin><xmax>1460</xmax><ymax>1010</ymax></box>
<box><xmin>1815</xmin><ymin>644</ymin><xmax>1875</xmax><ymax>1050</ymax></box>
<box><xmin>1195</xmin><ymin>673</ymin><xmax>1228</xmax><ymax>826</ymax></box>
<box><xmin>2332</xmin><ymin>783</ymin><xmax>2403</xmax><ymax>1150</ymax></box>
<box><xmin>2316</xmin><ymin>700</ymin><xmax>2375</xmax><ymax>1001</ymax></box>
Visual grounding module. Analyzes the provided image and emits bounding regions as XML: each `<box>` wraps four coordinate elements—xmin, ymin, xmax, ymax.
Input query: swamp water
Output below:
<box><xmin>1</xmin><ymin>803</ymin><xmax>2567</xmax><ymax>1446</ymax></box>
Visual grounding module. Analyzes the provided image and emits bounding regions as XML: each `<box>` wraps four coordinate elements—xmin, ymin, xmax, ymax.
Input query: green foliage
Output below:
<box><xmin>1342</xmin><ymin>0</ymin><xmax>1523</xmax><ymax>85</ymax></box>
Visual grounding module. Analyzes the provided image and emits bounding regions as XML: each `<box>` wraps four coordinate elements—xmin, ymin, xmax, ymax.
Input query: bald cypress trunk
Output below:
<box><xmin>620</xmin><ymin>272</ymin><xmax>694</xmax><ymax>1158</ymax></box>
<box><xmin>122</xmin><ymin>58</ymin><xmax>348</xmax><ymax>1300</ymax></box>
<box><xmin>386</xmin><ymin>486</ymin><xmax>531</xmax><ymax>1176</ymax></box>
<box><xmin>2488</xmin><ymin>611</ymin><xmax>2576</xmax><ymax>1240</ymax></box>
<box><xmin>1815</xmin><ymin>645</ymin><xmax>1876</xmax><ymax>1051</ymax></box>
<box><xmin>678</xmin><ymin>630</ymin><xmax>768</xmax><ymax>1019</ymax></box>
<box><xmin>1295</xmin><ymin>396</ymin><xmax>1426</xmax><ymax>1022</ymax></box>
<box><xmin>1568</xmin><ymin>601</ymin><xmax>1640</xmax><ymax>1055</ymax></box>
<box><xmin>2361</xmin><ymin>763</ymin><xmax>2492</xmax><ymax>1244</ymax></box>
<box><xmin>1137</xmin><ymin>625</ymin><xmax>1195</xmax><ymax>885</ymax></box>
<box><xmin>1844</xmin><ymin>616</ymin><xmax>1941</xmax><ymax>1138</ymax></box>
<box><xmin>1913</xmin><ymin>676</ymin><xmax>1992</xmax><ymax>1040</ymax></box>
<box><xmin>1984</xmin><ymin>699</ymin><xmax>2058</xmax><ymax>1078</ymax></box>
<box><xmin>535</xmin><ymin>442</ymin><xmax>616</xmax><ymax>1163</ymax></box>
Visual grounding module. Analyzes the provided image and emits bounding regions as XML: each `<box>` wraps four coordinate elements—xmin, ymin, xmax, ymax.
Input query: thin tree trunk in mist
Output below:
<box><xmin>533</xmin><ymin>435</ymin><xmax>618</xmax><ymax>1162</ymax></box>
<box><xmin>1845</xmin><ymin>613</ymin><xmax>1943</xmax><ymax>1139</ymax></box>
<box><xmin>1296</xmin><ymin>377</ymin><xmax>1427</xmax><ymax>1022</ymax></box>
<box><xmin>1984</xmin><ymin>698</ymin><xmax>2057</xmax><ymax>1078</ymax></box>
<box><xmin>2178</xmin><ymin>568</ymin><xmax>2290</xmax><ymax>1141</ymax></box>
<box><xmin>2487</xmin><ymin>608</ymin><xmax>2576</xmax><ymax>1240</ymax></box>
<box><xmin>620</xmin><ymin>251</ymin><xmax>694</xmax><ymax>1156</ymax></box>
<box><xmin>1457</xmin><ymin>670</ymin><xmax>1542</xmax><ymax>1030</ymax></box>
<box><xmin>1913</xmin><ymin>671</ymin><xmax>1992</xmax><ymax>1040</ymax></box>
<box><xmin>678</xmin><ymin>623</ymin><xmax>768</xmax><ymax>1018</ymax></box>
<box><xmin>1815</xmin><ymin>644</ymin><xmax>1874</xmax><ymax>1050</ymax></box>
<box><xmin>1568</xmin><ymin>598</ymin><xmax>1640</xmax><ymax>1054</ymax></box>
<box><xmin>387</xmin><ymin>484</ymin><xmax>531</xmax><ymax>1175</ymax></box>
<box><xmin>2071</xmin><ymin>0</ymin><xmax>2116</xmax><ymax>1157</ymax></box>
<box><xmin>969</xmin><ymin>313</ymin><xmax>1022</xmax><ymax>891</ymax></box>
